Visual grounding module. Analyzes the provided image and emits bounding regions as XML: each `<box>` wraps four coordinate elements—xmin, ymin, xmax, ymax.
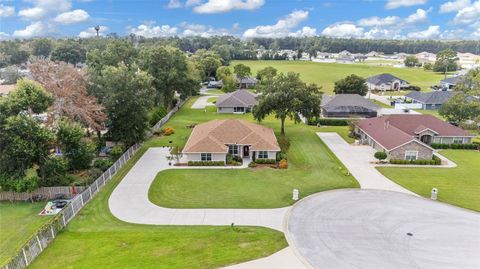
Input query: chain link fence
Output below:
<box><xmin>2</xmin><ymin>100</ymin><xmax>186</xmax><ymax>269</ymax></box>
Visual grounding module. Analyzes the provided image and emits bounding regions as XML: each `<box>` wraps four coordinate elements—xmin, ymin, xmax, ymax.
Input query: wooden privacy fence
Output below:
<box><xmin>0</xmin><ymin>186</ymin><xmax>86</xmax><ymax>202</ymax></box>
<box><xmin>2</xmin><ymin>99</ymin><xmax>186</xmax><ymax>269</ymax></box>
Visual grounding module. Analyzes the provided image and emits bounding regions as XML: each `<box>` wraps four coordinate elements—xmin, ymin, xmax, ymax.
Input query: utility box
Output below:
<box><xmin>431</xmin><ymin>188</ymin><xmax>438</xmax><ymax>200</ymax></box>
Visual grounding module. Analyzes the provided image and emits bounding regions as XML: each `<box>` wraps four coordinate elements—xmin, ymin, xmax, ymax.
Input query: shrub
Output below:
<box><xmin>67</xmin><ymin>140</ymin><xmax>96</xmax><ymax>171</ymax></box>
<box><xmin>308</xmin><ymin>118</ymin><xmax>349</xmax><ymax>126</ymax></box>
<box><xmin>248</xmin><ymin>162</ymin><xmax>257</xmax><ymax>168</ymax></box>
<box><xmin>148</xmin><ymin>106</ymin><xmax>167</xmax><ymax>127</ymax></box>
<box><xmin>278</xmin><ymin>159</ymin><xmax>288</xmax><ymax>169</ymax></box>
<box><xmin>187</xmin><ymin>161</ymin><xmax>225</xmax><ymax>166</ymax></box>
<box><xmin>84</xmin><ymin>168</ymin><xmax>103</xmax><ymax>185</ymax></box>
<box><xmin>93</xmin><ymin>159</ymin><xmax>114</xmax><ymax>172</ymax></box>
<box><xmin>255</xmin><ymin>159</ymin><xmax>276</xmax><ymax>164</ymax></box>
<box><xmin>374</xmin><ymin>151</ymin><xmax>387</xmax><ymax>161</ymax></box>
<box><xmin>110</xmin><ymin>145</ymin><xmax>124</xmax><ymax>161</ymax></box>
<box><xmin>277</xmin><ymin>135</ymin><xmax>290</xmax><ymax>153</ymax></box>
<box><xmin>38</xmin><ymin>156</ymin><xmax>70</xmax><ymax>187</ymax></box>
<box><xmin>163</xmin><ymin>127</ymin><xmax>175</xmax><ymax>136</ymax></box>
<box><xmin>276</xmin><ymin>152</ymin><xmax>287</xmax><ymax>161</ymax></box>
<box><xmin>431</xmin><ymin>143</ymin><xmax>478</xmax><ymax>150</ymax></box>
<box><xmin>389</xmin><ymin>158</ymin><xmax>440</xmax><ymax>165</ymax></box>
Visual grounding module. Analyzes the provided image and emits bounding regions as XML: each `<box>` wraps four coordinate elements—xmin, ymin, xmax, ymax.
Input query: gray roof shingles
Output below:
<box><xmin>321</xmin><ymin>94</ymin><xmax>380</xmax><ymax>113</ymax></box>
<box><xmin>405</xmin><ymin>91</ymin><xmax>455</xmax><ymax>105</ymax></box>
<box><xmin>366</xmin><ymin>73</ymin><xmax>409</xmax><ymax>86</ymax></box>
<box><xmin>215</xmin><ymin>89</ymin><xmax>258</xmax><ymax>108</ymax></box>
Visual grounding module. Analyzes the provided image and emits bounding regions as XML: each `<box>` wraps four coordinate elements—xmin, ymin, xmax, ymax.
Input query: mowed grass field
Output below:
<box><xmin>0</xmin><ymin>202</ymin><xmax>52</xmax><ymax>266</ymax></box>
<box><xmin>231</xmin><ymin>60</ymin><xmax>446</xmax><ymax>94</ymax></box>
<box><xmin>148</xmin><ymin>98</ymin><xmax>359</xmax><ymax>208</ymax></box>
<box><xmin>377</xmin><ymin>150</ymin><xmax>480</xmax><ymax>212</ymax></box>
<box><xmin>28</xmin><ymin>136</ymin><xmax>287</xmax><ymax>269</ymax></box>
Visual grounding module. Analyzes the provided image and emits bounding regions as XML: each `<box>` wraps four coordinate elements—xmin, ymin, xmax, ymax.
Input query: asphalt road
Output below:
<box><xmin>286</xmin><ymin>189</ymin><xmax>480</xmax><ymax>269</ymax></box>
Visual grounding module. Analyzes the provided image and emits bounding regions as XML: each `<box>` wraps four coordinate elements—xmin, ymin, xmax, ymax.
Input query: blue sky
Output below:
<box><xmin>0</xmin><ymin>0</ymin><xmax>479</xmax><ymax>40</ymax></box>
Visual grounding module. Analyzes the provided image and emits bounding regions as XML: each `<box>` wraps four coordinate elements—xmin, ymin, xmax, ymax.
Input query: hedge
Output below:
<box><xmin>431</xmin><ymin>143</ymin><xmax>478</xmax><ymax>150</ymax></box>
<box><xmin>254</xmin><ymin>159</ymin><xmax>277</xmax><ymax>164</ymax></box>
<box><xmin>308</xmin><ymin>118</ymin><xmax>349</xmax><ymax>126</ymax></box>
<box><xmin>187</xmin><ymin>161</ymin><xmax>225</xmax><ymax>166</ymax></box>
<box><xmin>389</xmin><ymin>155</ymin><xmax>441</xmax><ymax>165</ymax></box>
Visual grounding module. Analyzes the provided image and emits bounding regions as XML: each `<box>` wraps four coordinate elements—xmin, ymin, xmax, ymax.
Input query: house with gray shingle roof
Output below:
<box><xmin>215</xmin><ymin>89</ymin><xmax>258</xmax><ymax>114</ymax></box>
<box><xmin>405</xmin><ymin>91</ymin><xmax>455</xmax><ymax>110</ymax></box>
<box><xmin>440</xmin><ymin>76</ymin><xmax>463</xmax><ymax>90</ymax></box>
<box><xmin>321</xmin><ymin>94</ymin><xmax>380</xmax><ymax>118</ymax></box>
<box><xmin>366</xmin><ymin>73</ymin><xmax>410</xmax><ymax>92</ymax></box>
<box><xmin>237</xmin><ymin>76</ymin><xmax>258</xmax><ymax>89</ymax></box>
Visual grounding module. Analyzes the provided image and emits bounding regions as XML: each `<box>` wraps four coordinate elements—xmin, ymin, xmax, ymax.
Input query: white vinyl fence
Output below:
<box><xmin>2</xmin><ymin>99</ymin><xmax>186</xmax><ymax>269</ymax></box>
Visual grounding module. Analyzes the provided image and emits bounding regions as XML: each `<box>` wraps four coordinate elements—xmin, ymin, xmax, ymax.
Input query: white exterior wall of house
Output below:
<box><xmin>367</xmin><ymin>80</ymin><xmax>409</xmax><ymax>91</ymax></box>
<box><xmin>216</xmin><ymin>107</ymin><xmax>250</xmax><ymax>114</ymax></box>
<box><xmin>252</xmin><ymin>150</ymin><xmax>277</xmax><ymax>160</ymax></box>
<box><xmin>183</xmin><ymin>153</ymin><xmax>227</xmax><ymax>162</ymax></box>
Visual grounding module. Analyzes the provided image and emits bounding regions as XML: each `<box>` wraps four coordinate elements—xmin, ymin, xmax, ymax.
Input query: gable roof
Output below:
<box><xmin>237</xmin><ymin>76</ymin><xmax>257</xmax><ymax>84</ymax></box>
<box><xmin>183</xmin><ymin>119</ymin><xmax>280</xmax><ymax>153</ymax></box>
<box><xmin>440</xmin><ymin>76</ymin><xmax>463</xmax><ymax>85</ymax></box>
<box><xmin>366</xmin><ymin>73</ymin><xmax>409</xmax><ymax>86</ymax></box>
<box><xmin>405</xmin><ymin>91</ymin><xmax>455</xmax><ymax>105</ymax></box>
<box><xmin>357</xmin><ymin>115</ymin><xmax>472</xmax><ymax>151</ymax></box>
<box><xmin>216</xmin><ymin>89</ymin><xmax>258</xmax><ymax>108</ymax></box>
<box><xmin>321</xmin><ymin>94</ymin><xmax>380</xmax><ymax>113</ymax></box>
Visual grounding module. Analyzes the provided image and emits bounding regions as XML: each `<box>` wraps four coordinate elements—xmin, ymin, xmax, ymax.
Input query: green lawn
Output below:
<box><xmin>0</xmin><ymin>202</ymin><xmax>52</xmax><ymax>266</ymax></box>
<box><xmin>28</xmin><ymin>137</ymin><xmax>287</xmax><ymax>269</ymax></box>
<box><xmin>371</xmin><ymin>99</ymin><xmax>392</xmax><ymax>108</ymax></box>
<box><xmin>149</xmin><ymin>98</ymin><xmax>359</xmax><ymax>208</ymax></box>
<box><xmin>414</xmin><ymin>109</ymin><xmax>445</xmax><ymax>120</ymax></box>
<box><xmin>377</xmin><ymin>150</ymin><xmax>480</xmax><ymax>212</ymax></box>
<box><xmin>207</xmin><ymin>96</ymin><xmax>218</xmax><ymax>103</ymax></box>
<box><xmin>231</xmin><ymin>60</ymin><xmax>446</xmax><ymax>94</ymax></box>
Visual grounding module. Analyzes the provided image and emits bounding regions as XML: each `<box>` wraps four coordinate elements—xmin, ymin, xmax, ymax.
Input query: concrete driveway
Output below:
<box><xmin>286</xmin><ymin>189</ymin><xmax>480</xmax><ymax>269</ymax></box>
<box><xmin>191</xmin><ymin>95</ymin><xmax>217</xmax><ymax>109</ymax></box>
<box><xmin>317</xmin><ymin>132</ymin><xmax>415</xmax><ymax>194</ymax></box>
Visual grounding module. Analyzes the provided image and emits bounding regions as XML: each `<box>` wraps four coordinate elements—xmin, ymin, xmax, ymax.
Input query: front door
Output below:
<box><xmin>243</xmin><ymin>146</ymin><xmax>249</xmax><ymax>157</ymax></box>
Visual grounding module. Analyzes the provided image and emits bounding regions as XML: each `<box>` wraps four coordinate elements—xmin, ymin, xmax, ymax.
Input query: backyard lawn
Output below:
<box><xmin>0</xmin><ymin>202</ymin><xmax>52</xmax><ymax>266</ymax></box>
<box><xmin>28</xmin><ymin>137</ymin><xmax>287</xmax><ymax>269</ymax></box>
<box><xmin>149</xmin><ymin>98</ymin><xmax>359</xmax><ymax>208</ymax></box>
<box><xmin>377</xmin><ymin>150</ymin><xmax>480</xmax><ymax>212</ymax></box>
<box><xmin>231</xmin><ymin>60</ymin><xmax>446</xmax><ymax>94</ymax></box>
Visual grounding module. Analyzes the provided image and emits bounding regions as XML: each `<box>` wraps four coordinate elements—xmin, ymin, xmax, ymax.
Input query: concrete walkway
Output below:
<box><xmin>191</xmin><ymin>95</ymin><xmax>218</xmax><ymax>109</ymax></box>
<box><xmin>108</xmin><ymin>147</ymin><xmax>290</xmax><ymax>231</ymax></box>
<box><xmin>317</xmin><ymin>132</ymin><xmax>416</xmax><ymax>195</ymax></box>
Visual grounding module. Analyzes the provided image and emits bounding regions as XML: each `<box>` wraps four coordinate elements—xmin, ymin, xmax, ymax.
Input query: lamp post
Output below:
<box><xmin>94</xmin><ymin>25</ymin><xmax>100</xmax><ymax>37</ymax></box>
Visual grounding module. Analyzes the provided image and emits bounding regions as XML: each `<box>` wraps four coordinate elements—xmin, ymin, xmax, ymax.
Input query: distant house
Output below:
<box><xmin>357</xmin><ymin>115</ymin><xmax>473</xmax><ymax>161</ymax></box>
<box><xmin>237</xmin><ymin>76</ymin><xmax>257</xmax><ymax>89</ymax></box>
<box><xmin>338</xmin><ymin>50</ymin><xmax>352</xmax><ymax>57</ymax></box>
<box><xmin>321</xmin><ymin>94</ymin><xmax>380</xmax><ymax>118</ymax></box>
<box><xmin>366</xmin><ymin>73</ymin><xmax>410</xmax><ymax>91</ymax></box>
<box><xmin>216</xmin><ymin>89</ymin><xmax>258</xmax><ymax>114</ymax></box>
<box><xmin>415</xmin><ymin>51</ymin><xmax>436</xmax><ymax>64</ymax></box>
<box><xmin>405</xmin><ymin>91</ymin><xmax>455</xmax><ymax>110</ymax></box>
<box><xmin>440</xmin><ymin>76</ymin><xmax>463</xmax><ymax>90</ymax></box>
<box><xmin>207</xmin><ymin>80</ymin><xmax>223</xmax><ymax>89</ymax></box>
<box><xmin>366</xmin><ymin>51</ymin><xmax>380</xmax><ymax>57</ymax></box>
<box><xmin>0</xmin><ymin>84</ymin><xmax>15</xmax><ymax>97</ymax></box>
<box><xmin>394</xmin><ymin>52</ymin><xmax>410</xmax><ymax>60</ymax></box>
<box><xmin>182</xmin><ymin>119</ymin><xmax>280</xmax><ymax>163</ymax></box>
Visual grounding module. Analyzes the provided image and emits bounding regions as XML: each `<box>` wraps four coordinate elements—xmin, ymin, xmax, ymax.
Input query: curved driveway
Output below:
<box><xmin>108</xmin><ymin>147</ymin><xmax>289</xmax><ymax>231</ymax></box>
<box><xmin>286</xmin><ymin>189</ymin><xmax>480</xmax><ymax>269</ymax></box>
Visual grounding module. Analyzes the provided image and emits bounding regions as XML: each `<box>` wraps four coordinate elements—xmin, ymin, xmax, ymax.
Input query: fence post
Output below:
<box><xmin>36</xmin><ymin>235</ymin><xmax>43</xmax><ymax>251</ymax></box>
<box><xmin>71</xmin><ymin>202</ymin><xmax>76</xmax><ymax>216</ymax></box>
<box><xmin>51</xmin><ymin>226</ymin><xmax>55</xmax><ymax>238</ymax></box>
<box><xmin>62</xmin><ymin>214</ymin><xmax>66</xmax><ymax>226</ymax></box>
<box><xmin>80</xmin><ymin>193</ymin><xmax>84</xmax><ymax>206</ymax></box>
<box><xmin>22</xmin><ymin>246</ymin><xmax>29</xmax><ymax>266</ymax></box>
<box><xmin>89</xmin><ymin>186</ymin><xmax>92</xmax><ymax>197</ymax></box>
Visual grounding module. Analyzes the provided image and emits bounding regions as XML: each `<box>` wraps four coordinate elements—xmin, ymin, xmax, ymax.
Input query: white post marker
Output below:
<box><xmin>293</xmin><ymin>189</ymin><xmax>299</xmax><ymax>201</ymax></box>
<box><xmin>431</xmin><ymin>188</ymin><xmax>438</xmax><ymax>200</ymax></box>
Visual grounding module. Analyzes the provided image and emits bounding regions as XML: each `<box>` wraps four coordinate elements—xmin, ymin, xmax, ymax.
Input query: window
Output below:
<box><xmin>228</xmin><ymin>145</ymin><xmax>238</xmax><ymax>155</ymax></box>
<box><xmin>258</xmin><ymin>151</ymin><xmax>268</xmax><ymax>159</ymax></box>
<box><xmin>234</xmin><ymin>107</ymin><xmax>245</xmax><ymax>113</ymax></box>
<box><xmin>201</xmin><ymin>153</ymin><xmax>212</xmax><ymax>161</ymax></box>
<box><xmin>405</xmin><ymin>151</ymin><xmax>418</xmax><ymax>161</ymax></box>
<box><xmin>453</xmin><ymin>138</ymin><xmax>463</xmax><ymax>144</ymax></box>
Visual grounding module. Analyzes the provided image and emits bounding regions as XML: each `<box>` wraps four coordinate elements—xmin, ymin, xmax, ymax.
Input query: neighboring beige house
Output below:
<box><xmin>415</xmin><ymin>51</ymin><xmax>436</xmax><ymax>64</ymax></box>
<box><xmin>366</xmin><ymin>73</ymin><xmax>410</xmax><ymax>91</ymax></box>
<box><xmin>182</xmin><ymin>119</ymin><xmax>280</xmax><ymax>163</ymax></box>
<box><xmin>357</xmin><ymin>115</ymin><xmax>473</xmax><ymax>160</ymax></box>
<box><xmin>457</xmin><ymin>52</ymin><xmax>480</xmax><ymax>69</ymax></box>
<box><xmin>216</xmin><ymin>89</ymin><xmax>258</xmax><ymax>114</ymax></box>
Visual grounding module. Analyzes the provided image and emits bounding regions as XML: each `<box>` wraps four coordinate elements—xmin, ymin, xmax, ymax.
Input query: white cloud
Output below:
<box><xmin>0</xmin><ymin>5</ymin><xmax>15</xmax><ymax>17</ymax></box>
<box><xmin>0</xmin><ymin>32</ymin><xmax>9</xmax><ymax>40</ymax></box>
<box><xmin>54</xmin><ymin>9</ymin><xmax>89</xmax><ymax>24</ymax></box>
<box><xmin>79</xmin><ymin>25</ymin><xmax>108</xmax><ymax>38</ymax></box>
<box><xmin>290</xmin><ymin>26</ymin><xmax>317</xmax><ymax>37</ymax></box>
<box><xmin>440</xmin><ymin>0</ymin><xmax>471</xmax><ymax>13</ymax></box>
<box><xmin>186</xmin><ymin>0</ymin><xmax>202</xmax><ymax>7</ymax></box>
<box><xmin>364</xmin><ymin>28</ymin><xmax>403</xmax><ymax>39</ymax></box>
<box><xmin>128</xmin><ymin>23</ymin><xmax>178</xmax><ymax>38</ymax></box>
<box><xmin>13</xmin><ymin>21</ymin><xmax>50</xmax><ymax>38</ymax></box>
<box><xmin>407</xmin><ymin>25</ymin><xmax>441</xmax><ymax>39</ymax></box>
<box><xmin>193</xmin><ymin>0</ymin><xmax>264</xmax><ymax>14</ymax></box>
<box><xmin>180</xmin><ymin>22</ymin><xmax>232</xmax><ymax>37</ymax></box>
<box><xmin>405</xmin><ymin>8</ymin><xmax>429</xmax><ymax>24</ymax></box>
<box><xmin>472</xmin><ymin>28</ymin><xmax>480</xmax><ymax>38</ymax></box>
<box><xmin>321</xmin><ymin>23</ymin><xmax>364</xmax><ymax>38</ymax></box>
<box><xmin>385</xmin><ymin>0</ymin><xmax>426</xmax><ymax>9</ymax></box>
<box><xmin>357</xmin><ymin>16</ymin><xmax>400</xmax><ymax>27</ymax></box>
<box><xmin>243</xmin><ymin>10</ymin><xmax>311</xmax><ymax>38</ymax></box>
<box><xmin>440</xmin><ymin>29</ymin><xmax>466</xmax><ymax>39</ymax></box>
<box><xmin>453</xmin><ymin>1</ymin><xmax>480</xmax><ymax>24</ymax></box>
<box><xmin>167</xmin><ymin>0</ymin><xmax>182</xmax><ymax>8</ymax></box>
<box><xmin>18</xmin><ymin>0</ymin><xmax>71</xmax><ymax>20</ymax></box>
